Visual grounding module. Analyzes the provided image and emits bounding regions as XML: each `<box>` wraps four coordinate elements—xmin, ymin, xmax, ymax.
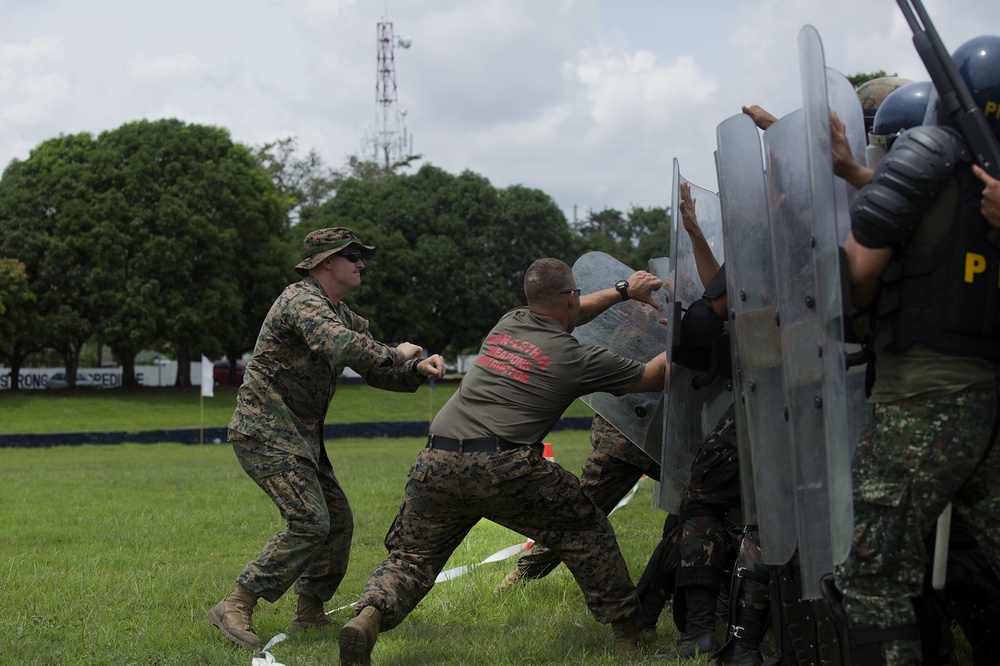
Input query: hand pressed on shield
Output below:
<box><xmin>741</xmin><ymin>104</ymin><xmax>777</xmax><ymax>131</ymax></box>
<box><xmin>830</xmin><ymin>110</ymin><xmax>873</xmax><ymax>189</ymax></box>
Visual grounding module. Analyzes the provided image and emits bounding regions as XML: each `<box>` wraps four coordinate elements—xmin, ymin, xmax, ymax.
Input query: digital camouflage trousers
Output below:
<box><xmin>231</xmin><ymin>434</ymin><xmax>353</xmax><ymax>603</ymax></box>
<box><xmin>355</xmin><ymin>444</ymin><xmax>638</xmax><ymax>630</ymax></box>
<box><xmin>515</xmin><ymin>414</ymin><xmax>661</xmax><ymax>579</ymax></box>
<box><xmin>835</xmin><ymin>386</ymin><xmax>1000</xmax><ymax>665</ymax></box>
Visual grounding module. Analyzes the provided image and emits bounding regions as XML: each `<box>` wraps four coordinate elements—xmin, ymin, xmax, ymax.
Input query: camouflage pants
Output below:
<box><xmin>356</xmin><ymin>444</ymin><xmax>639</xmax><ymax>630</ymax></box>
<box><xmin>515</xmin><ymin>414</ymin><xmax>661</xmax><ymax>579</ymax></box>
<box><xmin>732</xmin><ymin>528</ymin><xmax>769</xmax><ymax>611</ymax></box>
<box><xmin>834</xmin><ymin>387</ymin><xmax>1000</xmax><ymax>665</ymax></box>
<box><xmin>232</xmin><ymin>436</ymin><xmax>353</xmax><ymax>603</ymax></box>
<box><xmin>675</xmin><ymin>404</ymin><xmax>741</xmax><ymax>590</ymax></box>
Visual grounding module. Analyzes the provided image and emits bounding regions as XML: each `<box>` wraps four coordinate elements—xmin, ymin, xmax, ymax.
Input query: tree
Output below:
<box><xmin>0</xmin><ymin>258</ymin><xmax>41</xmax><ymax>390</ymax></box>
<box><xmin>573</xmin><ymin>206</ymin><xmax>672</xmax><ymax>270</ymax></box>
<box><xmin>0</xmin><ymin>120</ymin><xmax>289</xmax><ymax>387</ymax></box>
<box><xmin>312</xmin><ymin>164</ymin><xmax>574</xmax><ymax>355</ymax></box>
<box><xmin>847</xmin><ymin>70</ymin><xmax>895</xmax><ymax>88</ymax></box>
<box><xmin>94</xmin><ymin>119</ymin><xmax>288</xmax><ymax>386</ymax></box>
<box><xmin>0</xmin><ymin>258</ymin><xmax>31</xmax><ymax>317</ymax></box>
<box><xmin>0</xmin><ymin>133</ymin><xmax>103</xmax><ymax>388</ymax></box>
<box><xmin>254</xmin><ymin>137</ymin><xmax>339</xmax><ymax>229</ymax></box>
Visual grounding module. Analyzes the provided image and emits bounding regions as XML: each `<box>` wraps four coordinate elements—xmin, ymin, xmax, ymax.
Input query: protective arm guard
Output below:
<box><xmin>850</xmin><ymin>125</ymin><xmax>970</xmax><ymax>248</ymax></box>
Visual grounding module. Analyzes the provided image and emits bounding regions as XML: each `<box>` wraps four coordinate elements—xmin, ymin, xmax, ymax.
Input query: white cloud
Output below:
<box><xmin>1</xmin><ymin>0</ymin><xmax>999</xmax><ymax>214</ymax></box>
<box><xmin>126</xmin><ymin>53</ymin><xmax>200</xmax><ymax>79</ymax></box>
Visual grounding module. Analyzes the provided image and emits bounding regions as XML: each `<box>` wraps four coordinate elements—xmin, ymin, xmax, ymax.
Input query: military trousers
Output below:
<box><xmin>356</xmin><ymin>444</ymin><xmax>639</xmax><ymax>630</ymax></box>
<box><xmin>515</xmin><ymin>415</ymin><xmax>661</xmax><ymax>579</ymax></box>
<box><xmin>835</xmin><ymin>386</ymin><xmax>1000</xmax><ymax>665</ymax></box>
<box><xmin>675</xmin><ymin>405</ymin><xmax>741</xmax><ymax>590</ymax></box>
<box><xmin>232</xmin><ymin>436</ymin><xmax>353</xmax><ymax>603</ymax></box>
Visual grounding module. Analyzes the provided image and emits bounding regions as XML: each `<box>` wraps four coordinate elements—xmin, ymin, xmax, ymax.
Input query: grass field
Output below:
<box><xmin>0</xmin><ymin>385</ymin><xmax>707</xmax><ymax>665</ymax></box>
<box><xmin>0</xmin><ymin>381</ymin><xmax>594</xmax><ymax>435</ymax></box>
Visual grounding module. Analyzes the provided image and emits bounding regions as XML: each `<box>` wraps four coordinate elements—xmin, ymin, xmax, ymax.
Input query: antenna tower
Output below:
<box><xmin>363</xmin><ymin>20</ymin><xmax>412</xmax><ymax>168</ymax></box>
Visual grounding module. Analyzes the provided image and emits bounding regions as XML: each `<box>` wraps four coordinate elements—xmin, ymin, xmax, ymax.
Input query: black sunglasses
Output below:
<box><xmin>559</xmin><ymin>288</ymin><xmax>582</xmax><ymax>296</ymax></box>
<box><xmin>336</xmin><ymin>251</ymin><xmax>363</xmax><ymax>263</ymax></box>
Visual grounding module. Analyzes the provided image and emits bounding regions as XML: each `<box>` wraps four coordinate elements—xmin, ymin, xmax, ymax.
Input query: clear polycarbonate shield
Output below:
<box><xmin>800</xmin><ymin>24</ymin><xmax>869</xmax><ymax>567</ymax></box>
<box><xmin>716</xmin><ymin>112</ymin><xmax>798</xmax><ymax>566</ymax></box>
<box><xmin>714</xmin><ymin>145</ymin><xmax>758</xmax><ymax>531</ymax></box>
<box><xmin>571</xmin><ymin>251</ymin><xmax>668</xmax><ymax>461</ymax></box>
<box><xmin>656</xmin><ymin>159</ymin><xmax>732</xmax><ymax>513</ymax></box>
<box><xmin>763</xmin><ymin>106</ymin><xmax>833</xmax><ymax>599</ymax></box>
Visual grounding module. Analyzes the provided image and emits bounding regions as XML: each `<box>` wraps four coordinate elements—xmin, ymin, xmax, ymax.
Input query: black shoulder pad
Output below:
<box><xmin>850</xmin><ymin>126</ymin><xmax>967</xmax><ymax>248</ymax></box>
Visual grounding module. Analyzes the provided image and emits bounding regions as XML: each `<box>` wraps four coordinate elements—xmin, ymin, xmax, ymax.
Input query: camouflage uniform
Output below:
<box><xmin>675</xmin><ymin>404</ymin><xmax>741</xmax><ymax>592</ymax></box>
<box><xmin>352</xmin><ymin>302</ymin><xmax>650</xmax><ymax>634</ymax></box>
<box><xmin>833</xmin><ymin>142</ymin><xmax>1000</xmax><ymax>662</ymax></box>
<box><xmin>360</xmin><ymin>445</ymin><xmax>637</xmax><ymax>629</ymax></box>
<box><xmin>512</xmin><ymin>413</ymin><xmax>661</xmax><ymax>580</ymax></box>
<box><xmin>228</xmin><ymin>273</ymin><xmax>425</xmax><ymax>604</ymax></box>
<box><xmin>834</xmin><ymin>388</ymin><xmax>1000</xmax><ymax>664</ymax></box>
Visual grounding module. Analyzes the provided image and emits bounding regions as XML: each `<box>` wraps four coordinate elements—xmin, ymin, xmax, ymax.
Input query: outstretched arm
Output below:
<box><xmin>679</xmin><ymin>180</ymin><xmax>720</xmax><ymax>290</ymax></box>
<box><xmin>578</xmin><ymin>270</ymin><xmax>663</xmax><ymax>325</ymax></box>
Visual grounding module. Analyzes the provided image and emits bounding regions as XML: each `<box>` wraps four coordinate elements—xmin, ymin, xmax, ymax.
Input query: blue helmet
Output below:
<box><xmin>951</xmin><ymin>35</ymin><xmax>1000</xmax><ymax>138</ymax></box>
<box><xmin>872</xmin><ymin>81</ymin><xmax>933</xmax><ymax>150</ymax></box>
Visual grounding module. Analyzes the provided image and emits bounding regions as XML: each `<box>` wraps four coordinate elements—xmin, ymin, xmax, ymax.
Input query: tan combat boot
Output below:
<box><xmin>207</xmin><ymin>584</ymin><xmax>263</xmax><ymax>649</ymax></box>
<box><xmin>289</xmin><ymin>594</ymin><xmax>332</xmax><ymax>633</ymax></box>
<box><xmin>612</xmin><ymin>616</ymin><xmax>645</xmax><ymax>653</ymax></box>
<box><xmin>339</xmin><ymin>605</ymin><xmax>382</xmax><ymax>665</ymax></box>
<box><xmin>492</xmin><ymin>567</ymin><xmax>528</xmax><ymax>596</ymax></box>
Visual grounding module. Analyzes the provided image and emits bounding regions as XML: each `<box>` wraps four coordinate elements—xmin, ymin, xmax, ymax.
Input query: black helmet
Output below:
<box><xmin>951</xmin><ymin>35</ymin><xmax>1000</xmax><ymax>138</ymax></box>
<box><xmin>871</xmin><ymin>81</ymin><xmax>933</xmax><ymax>151</ymax></box>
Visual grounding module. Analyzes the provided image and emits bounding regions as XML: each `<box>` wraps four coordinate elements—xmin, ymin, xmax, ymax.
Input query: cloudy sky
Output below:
<box><xmin>1</xmin><ymin>0</ymin><xmax>997</xmax><ymax>223</ymax></box>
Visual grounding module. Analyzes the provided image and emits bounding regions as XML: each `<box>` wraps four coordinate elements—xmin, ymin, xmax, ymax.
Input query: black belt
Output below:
<box><xmin>426</xmin><ymin>435</ymin><xmax>533</xmax><ymax>453</ymax></box>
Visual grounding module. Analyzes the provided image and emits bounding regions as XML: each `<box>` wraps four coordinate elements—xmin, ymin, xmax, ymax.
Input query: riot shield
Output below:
<box><xmin>656</xmin><ymin>160</ymin><xmax>732</xmax><ymax>513</ymax></box>
<box><xmin>799</xmin><ymin>24</ymin><xmax>869</xmax><ymax>567</ymax></box>
<box><xmin>764</xmin><ymin>107</ymin><xmax>833</xmax><ymax>599</ymax></box>
<box><xmin>571</xmin><ymin>251</ymin><xmax>668</xmax><ymax>461</ymax></box>
<box><xmin>716</xmin><ymin>112</ymin><xmax>798</xmax><ymax>566</ymax></box>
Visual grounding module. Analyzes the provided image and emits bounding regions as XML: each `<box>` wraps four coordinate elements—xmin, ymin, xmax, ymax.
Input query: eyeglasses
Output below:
<box><xmin>336</xmin><ymin>251</ymin><xmax>363</xmax><ymax>263</ymax></box>
<box><xmin>559</xmin><ymin>288</ymin><xmax>582</xmax><ymax>296</ymax></box>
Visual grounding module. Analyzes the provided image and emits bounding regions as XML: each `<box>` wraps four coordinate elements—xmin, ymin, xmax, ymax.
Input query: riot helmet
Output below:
<box><xmin>871</xmin><ymin>81</ymin><xmax>933</xmax><ymax>154</ymax></box>
<box><xmin>856</xmin><ymin>76</ymin><xmax>913</xmax><ymax>135</ymax></box>
<box><xmin>951</xmin><ymin>35</ymin><xmax>1000</xmax><ymax>139</ymax></box>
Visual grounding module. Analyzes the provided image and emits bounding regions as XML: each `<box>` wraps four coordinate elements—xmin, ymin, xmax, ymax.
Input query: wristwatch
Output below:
<box><xmin>614</xmin><ymin>279</ymin><xmax>630</xmax><ymax>301</ymax></box>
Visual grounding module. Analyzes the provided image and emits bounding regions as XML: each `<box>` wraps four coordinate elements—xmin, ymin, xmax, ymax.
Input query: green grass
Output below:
<box><xmin>0</xmin><ymin>432</ymin><xmax>704</xmax><ymax>665</ymax></box>
<box><xmin>0</xmin><ymin>381</ymin><xmax>595</xmax><ymax>435</ymax></box>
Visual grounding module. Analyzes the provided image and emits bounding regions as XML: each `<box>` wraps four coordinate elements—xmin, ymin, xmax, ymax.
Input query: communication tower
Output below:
<box><xmin>362</xmin><ymin>20</ymin><xmax>412</xmax><ymax>167</ymax></box>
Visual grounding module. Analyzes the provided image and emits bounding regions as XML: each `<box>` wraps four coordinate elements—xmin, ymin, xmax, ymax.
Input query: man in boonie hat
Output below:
<box><xmin>293</xmin><ymin>227</ymin><xmax>375</xmax><ymax>277</ymax></box>
<box><xmin>208</xmin><ymin>227</ymin><xmax>445</xmax><ymax>650</ymax></box>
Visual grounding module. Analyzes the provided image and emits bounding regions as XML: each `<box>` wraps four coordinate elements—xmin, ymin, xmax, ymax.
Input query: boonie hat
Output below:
<box><xmin>294</xmin><ymin>227</ymin><xmax>375</xmax><ymax>276</ymax></box>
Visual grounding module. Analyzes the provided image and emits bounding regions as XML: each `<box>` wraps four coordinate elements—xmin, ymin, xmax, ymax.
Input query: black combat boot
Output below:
<box><xmin>653</xmin><ymin>586</ymin><xmax>719</xmax><ymax>659</ymax></box>
<box><xmin>716</xmin><ymin>607</ymin><xmax>768</xmax><ymax>666</ymax></box>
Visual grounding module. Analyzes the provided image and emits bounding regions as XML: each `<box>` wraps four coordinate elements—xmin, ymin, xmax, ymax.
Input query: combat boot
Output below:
<box><xmin>493</xmin><ymin>567</ymin><xmax>529</xmax><ymax>595</ymax></box>
<box><xmin>611</xmin><ymin>616</ymin><xmax>645</xmax><ymax>653</ymax></box>
<box><xmin>339</xmin><ymin>605</ymin><xmax>381</xmax><ymax>665</ymax></box>
<box><xmin>716</xmin><ymin>607</ymin><xmax>768</xmax><ymax>666</ymax></box>
<box><xmin>207</xmin><ymin>584</ymin><xmax>263</xmax><ymax>649</ymax></box>
<box><xmin>653</xmin><ymin>586</ymin><xmax>720</xmax><ymax>660</ymax></box>
<box><xmin>289</xmin><ymin>594</ymin><xmax>332</xmax><ymax>634</ymax></box>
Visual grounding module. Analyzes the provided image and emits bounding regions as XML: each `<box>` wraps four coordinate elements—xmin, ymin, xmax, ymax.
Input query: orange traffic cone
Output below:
<box><xmin>543</xmin><ymin>442</ymin><xmax>555</xmax><ymax>462</ymax></box>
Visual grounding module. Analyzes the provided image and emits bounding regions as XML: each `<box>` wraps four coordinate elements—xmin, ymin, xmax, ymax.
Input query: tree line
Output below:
<box><xmin>0</xmin><ymin>118</ymin><xmax>670</xmax><ymax>389</ymax></box>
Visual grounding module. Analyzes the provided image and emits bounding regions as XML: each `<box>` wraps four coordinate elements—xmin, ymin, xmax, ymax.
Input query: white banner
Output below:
<box><xmin>0</xmin><ymin>360</ymin><xmax>212</xmax><ymax>390</ymax></box>
<box><xmin>200</xmin><ymin>355</ymin><xmax>214</xmax><ymax>398</ymax></box>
